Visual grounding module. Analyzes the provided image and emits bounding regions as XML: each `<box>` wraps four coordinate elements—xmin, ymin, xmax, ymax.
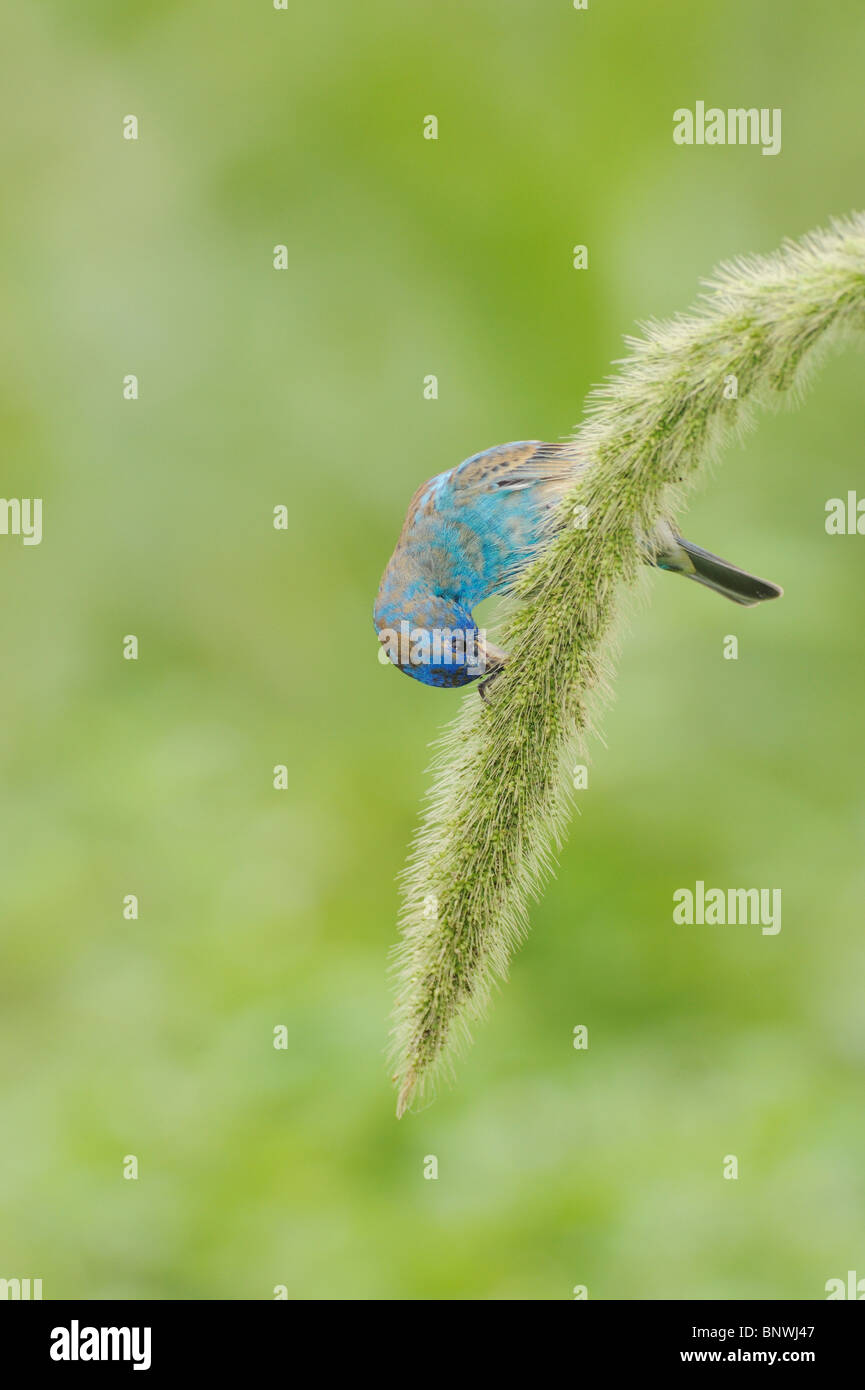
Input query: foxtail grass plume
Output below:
<box><xmin>391</xmin><ymin>213</ymin><xmax>865</xmax><ymax>1117</ymax></box>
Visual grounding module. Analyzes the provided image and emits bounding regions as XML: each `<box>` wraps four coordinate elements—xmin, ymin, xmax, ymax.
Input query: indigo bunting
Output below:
<box><xmin>374</xmin><ymin>440</ymin><xmax>781</xmax><ymax>692</ymax></box>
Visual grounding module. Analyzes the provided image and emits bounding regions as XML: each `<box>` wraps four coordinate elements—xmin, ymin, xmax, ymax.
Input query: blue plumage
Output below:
<box><xmin>375</xmin><ymin>439</ymin><xmax>782</xmax><ymax>691</ymax></box>
<box><xmin>374</xmin><ymin>441</ymin><xmax>579</xmax><ymax>688</ymax></box>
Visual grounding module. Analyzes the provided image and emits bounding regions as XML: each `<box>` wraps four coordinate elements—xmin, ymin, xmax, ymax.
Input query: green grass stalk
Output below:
<box><xmin>391</xmin><ymin>213</ymin><xmax>865</xmax><ymax>1116</ymax></box>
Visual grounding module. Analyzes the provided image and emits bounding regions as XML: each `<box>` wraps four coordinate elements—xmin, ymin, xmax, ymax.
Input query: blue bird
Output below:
<box><xmin>374</xmin><ymin>440</ymin><xmax>782</xmax><ymax>694</ymax></box>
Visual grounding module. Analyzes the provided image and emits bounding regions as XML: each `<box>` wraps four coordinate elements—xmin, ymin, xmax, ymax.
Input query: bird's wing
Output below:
<box><xmin>450</xmin><ymin>440</ymin><xmax>582</xmax><ymax>498</ymax></box>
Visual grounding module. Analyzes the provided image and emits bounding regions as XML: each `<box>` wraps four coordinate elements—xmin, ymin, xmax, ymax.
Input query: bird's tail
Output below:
<box><xmin>659</xmin><ymin>536</ymin><xmax>783</xmax><ymax>607</ymax></box>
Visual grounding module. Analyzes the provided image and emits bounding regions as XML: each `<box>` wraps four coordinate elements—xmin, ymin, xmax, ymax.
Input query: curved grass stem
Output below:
<box><xmin>391</xmin><ymin>213</ymin><xmax>865</xmax><ymax>1116</ymax></box>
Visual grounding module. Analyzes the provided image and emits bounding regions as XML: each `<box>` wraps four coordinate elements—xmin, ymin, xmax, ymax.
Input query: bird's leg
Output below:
<box><xmin>478</xmin><ymin>640</ymin><xmax>510</xmax><ymax>702</ymax></box>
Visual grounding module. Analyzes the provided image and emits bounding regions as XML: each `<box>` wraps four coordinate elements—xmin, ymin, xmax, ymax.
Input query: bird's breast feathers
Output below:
<box><xmin>382</xmin><ymin>441</ymin><xmax>583</xmax><ymax>609</ymax></box>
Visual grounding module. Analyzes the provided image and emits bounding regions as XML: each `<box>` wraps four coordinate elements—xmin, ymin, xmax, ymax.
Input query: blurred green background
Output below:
<box><xmin>1</xmin><ymin>0</ymin><xmax>864</xmax><ymax>1300</ymax></box>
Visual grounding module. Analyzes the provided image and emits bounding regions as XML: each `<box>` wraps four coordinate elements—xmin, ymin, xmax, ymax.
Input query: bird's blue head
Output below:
<box><xmin>374</xmin><ymin>594</ymin><xmax>486</xmax><ymax>688</ymax></box>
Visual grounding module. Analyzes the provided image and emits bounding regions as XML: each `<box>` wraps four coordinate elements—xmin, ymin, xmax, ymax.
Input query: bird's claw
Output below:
<box><xmin>478</xmin><ymin>668</ymin><xmax>504</xmax><ymax>702</ymax></box>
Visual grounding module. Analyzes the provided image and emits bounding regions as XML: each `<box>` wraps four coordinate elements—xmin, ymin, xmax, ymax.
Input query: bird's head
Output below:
<box><xmin>374</xmin><ymin>595</ymin><xmax>487</xmax><ymax>688</ymax></box>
